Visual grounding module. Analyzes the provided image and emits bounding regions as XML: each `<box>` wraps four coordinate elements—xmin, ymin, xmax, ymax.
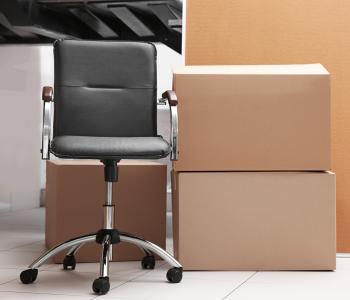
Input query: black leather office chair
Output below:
<box><xmin>20</xmin><ymin>40</ymin><xmax>182</xmax><ymax>295</ymax></box>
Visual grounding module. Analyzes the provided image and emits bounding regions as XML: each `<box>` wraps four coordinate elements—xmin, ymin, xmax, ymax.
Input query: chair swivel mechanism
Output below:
<box><xmin>20</xmin><ymin>40</ymin><xmax>182</xmax><ymax>295</ymax></box>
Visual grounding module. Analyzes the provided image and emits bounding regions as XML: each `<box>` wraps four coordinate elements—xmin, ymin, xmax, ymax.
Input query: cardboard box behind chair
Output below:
<box><xmin>173</xmin><ymin>64</ymin><xmax>330</xmax><ymax>172</ymax></box>
<box><xmin>185</xmin><ymin>0</ymin><xmax>350</xmax><ymax>252</ymax></box>
<box><xmin>46</xmin><ymin>160</ymin><xmax>166</xmax><ymax>263</ymax></box>
<box><xmin>172</xmin><ymin>171</ymin><xmax>336</xmax><ymax>270</ymax></box>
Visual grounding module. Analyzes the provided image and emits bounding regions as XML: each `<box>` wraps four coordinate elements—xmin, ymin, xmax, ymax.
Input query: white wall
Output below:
<box><xmin>155</xmin><ymin>42</ymin><xmax>184</xmax><ymax>190</ymax></box>
<box><xmin>39</xmin><ymin>46</ymin><xmax>54</xmax><ymax>192</ymax></box>
<box><xmin>0</xmin><ymin>45</ymin><xmax>44</xmax><ymax>212</ymax></box>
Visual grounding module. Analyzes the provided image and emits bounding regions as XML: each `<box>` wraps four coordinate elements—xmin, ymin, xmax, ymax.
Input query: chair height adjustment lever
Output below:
<box><xmin>96</xmin><ymin>229</ymin><xmax>120</xmax><ymax>245</ymax></box>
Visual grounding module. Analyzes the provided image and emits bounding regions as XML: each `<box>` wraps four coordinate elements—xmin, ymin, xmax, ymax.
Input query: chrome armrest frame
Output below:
<box><xmin>169</xmin><ymin>104</ymin><xmax>178</xmax><ymax>160</ymax></box>
<box><xmin>41</xmin><ymin>102</ymin><xmax>52</xmax><ymax>160</ymax></box>
<box><xmin>159</xmin><ymin>91</ymin><xmax>179</xmax><ymax>161</ymax></box>
<box><xmin>41</xmin><ymin>86</ymin><xmax>53</xmax><ymax>160</ymax></box>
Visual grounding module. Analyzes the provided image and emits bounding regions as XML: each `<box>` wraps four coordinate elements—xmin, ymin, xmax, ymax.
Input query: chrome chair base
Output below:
<box><xmin>20</xmin><ymin>231</ymin><xmax>183</xmax><ymax>294</ymax></box>
<box><xmin>21</xmin><ymin>177</ymin><xmax>183</xmax><ymax>295</ymax></box>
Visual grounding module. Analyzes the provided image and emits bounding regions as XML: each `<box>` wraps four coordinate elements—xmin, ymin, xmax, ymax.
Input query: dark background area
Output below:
<box><xmin>0</xmin><ymin>0</ymin><xmax>182</xmax><ymax>53</ymax></box>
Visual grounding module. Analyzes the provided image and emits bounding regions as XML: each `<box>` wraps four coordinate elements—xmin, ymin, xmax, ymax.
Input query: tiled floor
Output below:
<box><xmin>0</xmin><ymin>208</ymin><xmax>349</xmax><ymax>299</ymax></box>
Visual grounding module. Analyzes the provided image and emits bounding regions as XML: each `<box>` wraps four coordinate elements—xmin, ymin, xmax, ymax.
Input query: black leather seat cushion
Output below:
<box><xmin>51</xmin><ymin>136</ymin><xmax>170</xmax><ymax>160</ymax></box>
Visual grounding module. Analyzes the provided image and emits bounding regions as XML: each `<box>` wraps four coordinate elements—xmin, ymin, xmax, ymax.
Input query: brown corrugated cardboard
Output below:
<box><xmin>185</xmin><ymin>0</ymin><xmax>349</xmax><ymax>252</ymax></box>
<box><xmin>173</xmin><ymin>64</ymin><xmax>330</xmax><ymax>172</ymax></box>
<box><xmin>172</xmin><ymin>171</ymin><xmax>336</xmax><ymax>270</ymax></box>
<box><xmin>46</xmin><ymin>160</ymin><xmax>167</xmax><ymax>263</ymax></box>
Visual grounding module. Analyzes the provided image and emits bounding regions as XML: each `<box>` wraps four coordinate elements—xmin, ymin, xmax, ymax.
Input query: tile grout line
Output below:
<box><xmin>107</xmin><ymin>261</ymin><xmax>167</xmax><ymax>291</ymax></box>
<box><xmin>0</xmin><ymin>273</ymin><xmax>26</xmax><ymax>288</ymax></box>
<box><xmin>90</xmin><ymin>261</ymin><xmax>168</xmax><ymax>299</ymax></box>
<box><xmin>0</xmin><ymin>240</ymin><xmax>44</xmax><ymax>252</ymax></box>
<box><xmin>0</xmin><ymin>268</ymin><xmax>23</xmax><ymax>286</ymax></box>
<box><xmin>221</xmin><ymin>272</ymin><xmax>258</xmax><ymax>300</ymax></box>
<box><xmin>8</xmin><ymin>240</ymin><xmax>45</xmax><ymax>252</ymax></box>
<box><xmin>0</xmin><ymin>267</ymin><xmax>151</xmax><ymax>298</ymax></box>
<box><xmin>90</xmin><ymin>271</ymin><xmax>150</xmax><ymax>300</ymax></box>
<box><xmin>0</xmin><ymin>261</ymin><xmax>168</xmax><ymax>297</ymax></box>
<box><xmin>0</xmin><ymin>290</ymin><xmax>89</xmax><ymax>297</ymax></box>
<box><xmin>0</xmin><ymin>278</ymin><xmax>19</xmax><ymax>287</ymax></box>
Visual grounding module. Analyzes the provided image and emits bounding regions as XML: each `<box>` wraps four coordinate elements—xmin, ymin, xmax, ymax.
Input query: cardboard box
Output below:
<box><xmin>185</xmin><ymin>0</ymin><xmax>350</xmax><ymax>252</ymax></box>
<box><xmin>172</xmin><ymin>171</ymin><xmax>336</xmax><ymax>270</ymax></box>
<box><xmin>46</xmin><ymin>160</ymin><xmax>167</xmax><ymax>263</ymax></box>
<box><xmin>173</xmin><ymin>64</ymin><xmax>330</xmax><ymax>171</ymax></box>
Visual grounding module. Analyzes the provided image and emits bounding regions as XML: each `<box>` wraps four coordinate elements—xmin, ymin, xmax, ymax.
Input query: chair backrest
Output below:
<box><xmin>53</xmin><ymin>40</ymin><xmax>157</xmax><ymax>138</ymax></box>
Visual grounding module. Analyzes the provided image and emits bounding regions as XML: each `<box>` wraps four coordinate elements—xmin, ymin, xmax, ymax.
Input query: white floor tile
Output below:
<box><xmin>0</xmin><ymin>235</ymin><xmax>43</xmax><ymax>251</ymax></box>
<box><xmin>0</xmin><ymin>251</ymin><xmax>53</xmax><ymax>270</ymax></box>
<box><xmin>0</xmin><ymin>270</ymin><xmax>132</xmax><ymax>297</ymax></box>
<box><xmin>104</xmin><ymin>279</ymin><xmax>237</xmax><ymax>300</ymax></box>
<box><xmin>225</xmin><ymin>259</ymin><xmax>350</xmax><ymax>300</ymax></box>
<box><xmin>0</xmin><ymin>208</ymin><xmax>45</xmax><ymax>252</ymax></box>
<box><xmin>45</xmin><ymin>260</ymin><xmax>149</xmax><ymax>280</ymax></box>
<box><xmin>145</xmin><ymin>264</ymin><xmax>254</xmax><ymax>282</ymax></box>
<box><xmin>0</xmin><ymin>208</ymin><xmax>45</xmax><ymax>232</ymax></box>
<box><xmin>102</xmin><ymin>269</ymin><xmax>253</xmax><ymax>300</ymax></box>
<box><xmin>0</xmin><ymin>269</ymin><xmax>22</xmax><ymax>284</ymax></box>
<box><xmin>0</xmin><ymin>291</ymin><xmax>94</xmax><ymax>299</ymax></box>
<box><xmin>2</xmin><ymin>208</ymin><xmax>350</xmax><ymax>300</ymax></box>
<box><xmin>12</xmin><ymin>241</ymin><xmax>47</xmax><ymax>253</ymax></box>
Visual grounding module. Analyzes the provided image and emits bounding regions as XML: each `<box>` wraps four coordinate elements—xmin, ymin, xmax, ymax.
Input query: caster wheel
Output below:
<box><xmin>20</xmin><ymin>269</ymin><xmax>38</xmax><ymax>284</ymax></box>
<box><xmin>141</xmin><ymin>255</ymin><xmax>155</xmax><ymax>269</ymax></box>
<box><xmin>166</xmin><ymin>267</ymin><xmax>183</xmax><ymax>283</ymax></box>
<box><xmin>63</xmin><ymin>255</ymin><xmax>76</xmax><ymax>270</ymax></box>
<box><xmin>92</xmin><ymin>277</ymin><xmax>110</xmax><ymax>295</ymax></box>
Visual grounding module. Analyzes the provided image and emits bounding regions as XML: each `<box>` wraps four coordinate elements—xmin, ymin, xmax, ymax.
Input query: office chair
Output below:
<box><xmin>20</xmin><ymin>40</ymin><xmax>182</xmax><ymax>295</ymax></box>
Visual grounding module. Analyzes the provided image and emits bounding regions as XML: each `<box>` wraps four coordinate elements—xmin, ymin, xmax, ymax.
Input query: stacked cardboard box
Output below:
<box><xmin>172</xmin><ymin>64</ymin><xmax>336</xmax><ymax>270</ymax></box>
<box><xmin>185</xmin><ymin>0</ymin><xmax>350</xmax><ymax>252</ymax></box>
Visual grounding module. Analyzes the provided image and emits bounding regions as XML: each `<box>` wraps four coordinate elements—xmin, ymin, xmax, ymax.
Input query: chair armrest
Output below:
<box><xmin>161</xmin><ymin>90</ymin><xmax>179</xmax><ymax>161</ymax></box>
<box><xmin>41</xmin><ymin>86</ymin><xmax>53</xmax><ymax>160</ymax></box>
<box><xmin>162</xmin><ymin>90</ymin><xmax>178</xmax><ymax>106</ymax></box>
<box><xmin>42</xmin><ymin>86</ymin><xmax>53</xmax><ymax>102</ymax></box>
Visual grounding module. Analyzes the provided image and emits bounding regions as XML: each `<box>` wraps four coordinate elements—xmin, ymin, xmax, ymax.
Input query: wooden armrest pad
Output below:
<box><xmin>42</xmin><ymin>86</ymin><xmax>53</xmax><ymax>102</ymax></box>
<box><xmin>162</xmin><ymin>90</ymin><xmax>178</xmax><ymax>106</ymax></box>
